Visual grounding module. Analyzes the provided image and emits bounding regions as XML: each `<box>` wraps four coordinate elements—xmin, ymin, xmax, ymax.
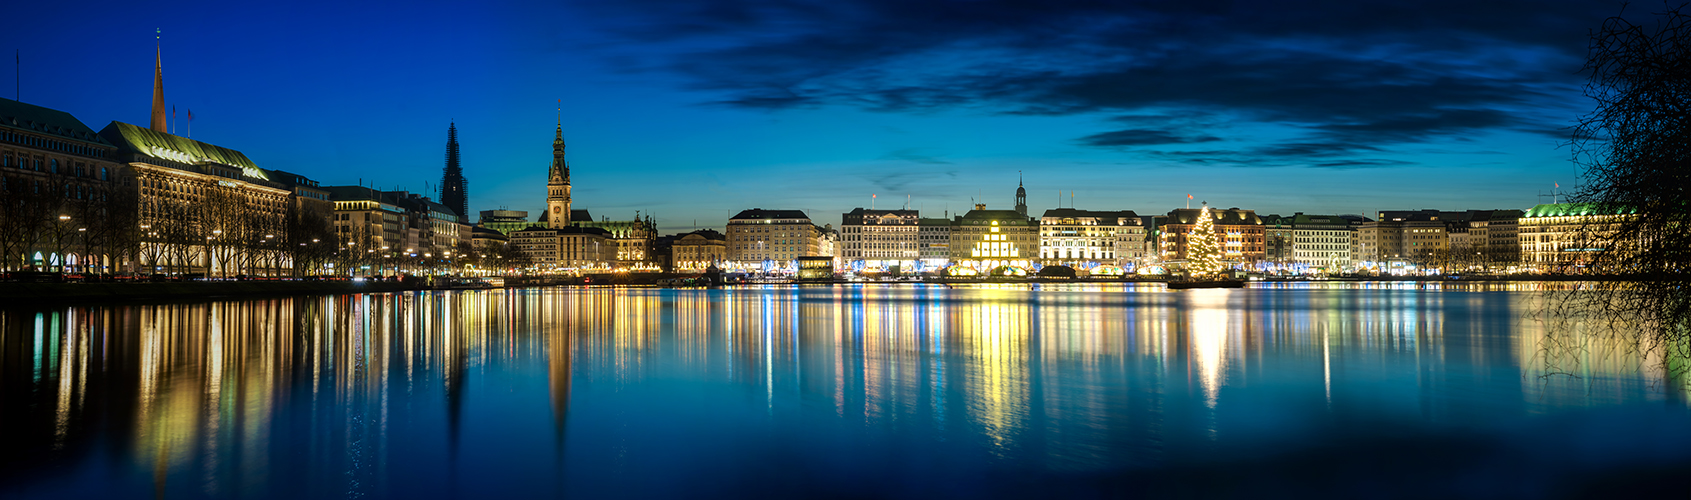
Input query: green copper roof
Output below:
<box><xmin>1523</xmin><ymin>203</ymin><xmax>1638</xmax><ymax>218</ymax></box>
<box><xmin>99</xmin><ymin>121</ymin><xmax>268</xmax><ymax>180</ymax></box>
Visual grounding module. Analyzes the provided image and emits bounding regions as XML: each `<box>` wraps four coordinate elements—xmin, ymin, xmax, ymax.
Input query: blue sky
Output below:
<box><xmin>2</xmin><ymin>0</ymin><xmax>1618</xmax><ymax>232</ymax></box>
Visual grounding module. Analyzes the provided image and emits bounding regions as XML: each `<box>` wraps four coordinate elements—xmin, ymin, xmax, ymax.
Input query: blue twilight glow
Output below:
<box><xmin>1</xmin><ymin>1</ymin><xmax>1621</xmax><ymax>232</ymax></box>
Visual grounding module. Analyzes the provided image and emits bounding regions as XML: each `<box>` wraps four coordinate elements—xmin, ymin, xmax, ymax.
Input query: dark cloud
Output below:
<box><xmin>1077</xmin><ymin>128</ymin><xmax>1222</xmax><ymax>146</ymax></box>
<box><xmin>573</xmin><ymin>0</ymin><xmax>1613</xmax><ymax>164</ymax></box>
<box><xmin>1309</xmin><ymin>159</ymin><xmax>1416</xmax><ymax>169</ymax></box>
<box><xmin>861</xmin><ymin>169</ymin><xmax>957</xmax><ymax>192</ymax></box>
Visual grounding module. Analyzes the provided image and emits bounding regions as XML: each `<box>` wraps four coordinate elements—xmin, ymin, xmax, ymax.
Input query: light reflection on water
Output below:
<box><xmin>2</xmin><ymin>283</ymin><xmax>1688</xmax><ymax>498</ymax></box>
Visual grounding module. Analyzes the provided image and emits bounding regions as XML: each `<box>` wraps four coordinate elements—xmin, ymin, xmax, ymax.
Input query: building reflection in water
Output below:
<box><xmin>1</xmin><ymin>283</ymin><xmax>1687</xmax><ymax>497</ymax></box>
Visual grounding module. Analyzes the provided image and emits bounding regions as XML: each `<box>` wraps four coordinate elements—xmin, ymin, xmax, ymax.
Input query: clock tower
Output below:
<box><xmin>546</xmin><ymin>122</ymin><xmax>572</xmax><ymax>229</ymax></box>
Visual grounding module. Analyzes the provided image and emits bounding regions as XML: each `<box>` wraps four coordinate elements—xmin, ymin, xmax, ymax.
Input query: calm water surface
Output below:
<box><xmin>2</xmin><ymin>283</ymin><xmax>1688</xmax><ymax>499</ymax></box>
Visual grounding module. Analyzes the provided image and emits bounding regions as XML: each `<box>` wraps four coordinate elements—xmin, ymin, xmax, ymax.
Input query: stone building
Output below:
<box><xmin>917</xmin><ymin>217</ymin><xmax>953</xmax><ymax>269</ymax></box>
<box><xmin>671</xmin><ymin>229</ymin><xmax>727</xmax><ymax>272</ymax></box>
<box><xmin>1158</xmin><ymin>206</ymin><xmax>1264</xmax><ymax>263</ymax></box>
<box><xmin>0</xmin><ymin>97</ymin><xmax>128</xmax><ymax>273</ymax></box>
<box><xmin>1037</xmin><ymin>208</ymin><xmax>1142</xmax><ymax>269</ymax></box>
<box><xmin>950</xmin><ymin>204</ymin><xmax>1038</xmax><ymax>270</ymax></box>
<box><xmin>838</xmin><ymin>208</ymin><xmax>920</xmax><ymax>272</ymax></box>
<box><xmin>1288</xmin><ymin>213</ymin><xmax>1353</xmax><ymax>270</ymax></box>
<box><xmin>726</xmin><ymin>208</ymin><xmax>828</xmax><ymax>271</ymax></box>
<box><xmin>1517</xmin><ymin>203</ymin><xmax>1635</xmax><ymax>273</ymax></box>
<box><xmin>103</xmin><ymin>121</ymin><xmax>294</xmax><ymax>276</ymax></box>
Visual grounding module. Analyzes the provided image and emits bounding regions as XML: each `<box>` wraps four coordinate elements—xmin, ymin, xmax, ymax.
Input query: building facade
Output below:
<box><xmin>1037</xmin><ymin>208</ymin><xmax>1142</xmax><ymax>269</ymax></box>
<box><xmin>104</xmin><ymin>121</ymin><xmax>294</xmax><ymax>277</ymax></box>
<box><xmin>479</xmin><ymin>209</ymin><xmax>532</xmax><ymax>235</ymax></box>
<box><xmin>838</xmin><ymin>208</ymin><xmax>920</xmax><ymax>272</ymax></box>
<box><xmin>917</xmin><ymin>217</ymin><xmax>953</xmax><ymax>269</ymax></box>
<box><xmin>1158</xmin><ymin>206</ymin><xmax>1264</xmax><ymax>263</ymax></box>
<box><xmin>1517</xmin><ymin>203</ymin><xmax>1634</xmax><ymax>273</ymax></box>
<box><xmin>1288</xmin><ymin>213</ymin><xmax>1353</xmax><ymax>270</ymax></box>
<box><xmin>0</xmin><ymin>97</ymin><xmax>128</xmax><ymax>273</ymax></box>
<box><xmin>575</xmin><ymin>214</ymin><xmax>657</xmax><ymax>268</ymax></box>
<box><xmin>726</xmin><ymin>209</ymin><xmax>826</xmax><ymax>271</ymax></box>
<box><xmin>950</xmin><ymin>204</ymin><xmax>1038</xmax><ymax>270</ymax></box>
<box><xmin>672</xmin><ymin>229</ymin><xmax>727</xmax><ymax>272</ymax></box>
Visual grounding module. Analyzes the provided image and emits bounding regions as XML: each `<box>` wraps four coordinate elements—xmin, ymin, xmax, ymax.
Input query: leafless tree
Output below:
<box><xmin>1546</xmin><ymin>2</ymin><xmax>1691</xmax><ymax>393</ymax></box>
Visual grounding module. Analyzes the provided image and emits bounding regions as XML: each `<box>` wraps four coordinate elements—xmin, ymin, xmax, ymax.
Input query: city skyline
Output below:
<box><xmin>2</xmin><ymin>0</ymin><xmax>1616</xmax><ymax>233</ymax></box>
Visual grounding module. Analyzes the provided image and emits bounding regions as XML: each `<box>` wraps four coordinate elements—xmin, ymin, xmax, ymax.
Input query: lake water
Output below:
<box><xmin>2</xmin><ymin>283</ymin><xmax>1688</xmax><ymax>499</ymax></box>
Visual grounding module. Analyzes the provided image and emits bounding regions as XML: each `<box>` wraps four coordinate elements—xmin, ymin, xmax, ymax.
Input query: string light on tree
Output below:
<box><xmin>1187</xmin><ymin>202</ymin><xmax>1223</xmax><ymax>278</ymax></box>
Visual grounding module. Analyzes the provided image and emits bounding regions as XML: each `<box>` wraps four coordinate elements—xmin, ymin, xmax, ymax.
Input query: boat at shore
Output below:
<box><xmin>1166</xmin><ymin>279</ymin><xmax>1246</xmax><ymax>289</ymax></box>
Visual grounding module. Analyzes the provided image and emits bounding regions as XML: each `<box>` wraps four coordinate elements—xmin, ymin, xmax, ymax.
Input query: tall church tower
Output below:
<box><xmin>1014</xmin><ymin>175</ymin><xmax>1028</xmax><ymax>216</ymax></box>
<box><xmin>440</xmin><ymin>122</ymin><xmax>468</xmax><ymax>223</ymax></box>
<box><xmin>150</xmin><ymin>31</ymin><xmax>167</xmax><ymax>133</ymax></box>
<box><xmin>545</xmin><ymin>121</ymin><xmax>572</xmax><ymax>229</ymax></box>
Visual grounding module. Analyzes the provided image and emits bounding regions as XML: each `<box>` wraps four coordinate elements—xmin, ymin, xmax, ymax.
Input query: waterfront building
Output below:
<box><xmin>324</xmin><ymin>186</ymin><xmax>412</xmax><ymax>274</ymax></box>
<box><xmin>1517</xmin><ymin>203</ymin><xmax>1636</xmax><ymax>273</ymax></box>
<box><xmin>838</xmin><ymin>208</ymin><xmax>919</xmax><ymax>273</ymax></box>
<box><xmin>671</xmin><ymin>229</ymin><xmax>727</xmax><ymax>272</ymax></box>
<box><xmin>726</xmin><ymin>208</ymin><xmax>827</xmax><ymax>272</ymax></box>
<box><xmin>268</xmin><ymin>169</ymin><xmax>333</xmax><ymax>218</ymax></box>
<box><xmin>1438</xmin><ymin>209</ymin><xmax>1524</xmax><ymax>270</ymax></box>
<box><xmin>917</xmin><ymin>217</ymin><xmax>953</xmax><ymax>269</ymax></box>
<box><xmin>1288</xmin><ymin>213</ymin><xmax>1352</xmax><ymax>270</ymax></box>
<box><xmin>103</xmin><ymin>121</ymin><xmax>293</xmax><ymax>276</ymax></box>
<box><xmin>574</xmin><ymin>214</ymin><xmax>657</xmax><ymax>268</ymax></box>
<box><xmin>1037</xmin><ymin>208</ymin><xmax>1143</xmax><ymax>269</ymax></box>
<box><xmin>1486</xmin><ymin>210</ymin><xmax>1524</xmax><ymax>268</ymax></box>
<box><xmin>557</xmin><ymin>226</ymin><xmax>616</xmax><ymax>269</ymax></box>
<box><xmin>479</xmin><ymin>209</ymin><xmax>533</xmax><ymax>235</ymax></box>
<box><xmin>440</xmin><ymin>122</ymin><xmax>468</xmax><ymax>223</ymax></box>
<box><xmin>1262</xmin><ymin>215</ymin><xmax>1295</xmax><ymax>265</ymax></box>
<box><xmin>509</xmin><ymin>225</ymin><xmax>616</xmax><ymax>270</ymax></box>
<box><xmin>1158</xmin><ymin>206</ymin><xmax>1264</xmax><ymax>263</ymax></box>
<box><xmin>0</xmin><ymin>97</ymin><xmax>128</xmax><ymax>273</ymax></box>
<box><xmin>950</xmin><ymin>204</ymin><xmax>1038</xmax><ymax>271</ymax></box>
<box><xmin>469</xmin><ymin>225</ymin><xmax>508</xmax><ymax>253</ymax></box>
<box><xmin>510</xmin><ymin>226</ymin><xmax>560</xmax><ymax>267</ymax></box>
<box><xmin>1358</xmin><ymin>210</ymin><xmax>1451</xmax><ymax>271</ymax></box>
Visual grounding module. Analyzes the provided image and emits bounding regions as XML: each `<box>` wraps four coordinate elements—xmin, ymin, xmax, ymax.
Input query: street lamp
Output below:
<box><xmin>51</xmin><ymin>215</ymin><xmax>72</xmax><ymax>272</ymax></box>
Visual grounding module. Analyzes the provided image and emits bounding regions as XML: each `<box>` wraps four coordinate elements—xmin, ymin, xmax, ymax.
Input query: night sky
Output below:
<box><xmin>3</xmin><ymin>0</ymin><xmax>1623</xmax><ymax>232</ymax></box>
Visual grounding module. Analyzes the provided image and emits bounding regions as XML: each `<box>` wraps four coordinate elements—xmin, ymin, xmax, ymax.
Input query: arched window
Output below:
<box><xmin>49</xmin><ymin>159</ymin><xmax>58</xmax><ymax>173</ymax></box>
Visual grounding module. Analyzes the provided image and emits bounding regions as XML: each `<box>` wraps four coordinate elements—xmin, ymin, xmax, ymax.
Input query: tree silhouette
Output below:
<box><xmin>1555</xmin><ymin>2</ymin><xmax>1691</xmax><ymax>391</ymax></box>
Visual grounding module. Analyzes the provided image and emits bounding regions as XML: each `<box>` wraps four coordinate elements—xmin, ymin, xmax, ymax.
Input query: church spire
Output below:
<box><xmin>440</xmin><ymin>122</ymin><xmax>468</xmax><ymax>223</ymax></box>
<box><xmin>150</xmin><ymin>29</ymin><xmax>167</xmax><ymax>133</ymax></box>
<box><xmin>546</xmin><ymin>102</ymin><xmax>573</xmax><ymax>229</ymax></box>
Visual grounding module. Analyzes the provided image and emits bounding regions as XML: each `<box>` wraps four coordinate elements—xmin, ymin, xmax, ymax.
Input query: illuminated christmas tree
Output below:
<box><xmin>1187</xmin><ymin>202</ymin><xmax>1223</xmax><ymax>278</ymax></box>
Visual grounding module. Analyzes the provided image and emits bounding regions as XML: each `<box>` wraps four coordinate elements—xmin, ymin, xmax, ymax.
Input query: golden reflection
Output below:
<box><xmin>1517</xmin><ymin>291</ymin><xmax>1691</xmax><ymax>405</ymax></box>
<box><xmin>1188</xmin><ymin>290</ymin><xmax>1231</xmax><ymax>409</ymax></box>
<box><xmin>5</xmin><ymin>282</ymin><xmax>1690</xmax><ymax>495</ymax></box>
